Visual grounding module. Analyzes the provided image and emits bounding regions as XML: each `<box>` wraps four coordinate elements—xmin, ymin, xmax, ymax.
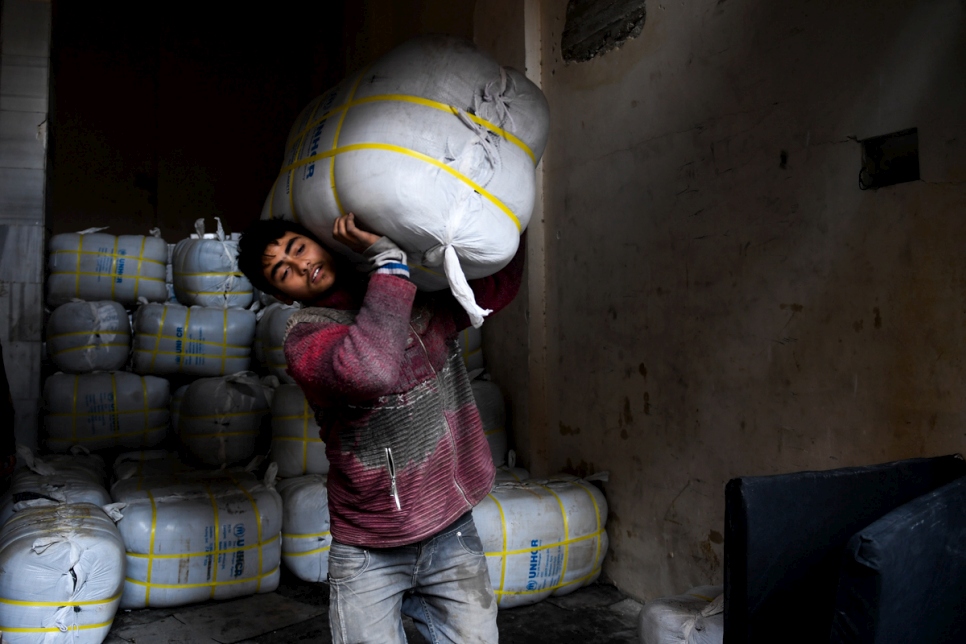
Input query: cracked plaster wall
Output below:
<box><xmin>520</xmin><ymin>0</ymin><xmax>966</xmax><ymax>600</ymax></box>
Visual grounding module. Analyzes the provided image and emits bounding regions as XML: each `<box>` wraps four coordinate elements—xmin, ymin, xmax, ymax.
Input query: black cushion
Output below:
<box><xmin>724</xmin><ymin>454</ymin><xmax>966</xmax><ymax>644</ymax></box>
<box><xmin>830</xmin><ymin>475</ymin><xmax>966</xmax><ymax>644</ymax></box>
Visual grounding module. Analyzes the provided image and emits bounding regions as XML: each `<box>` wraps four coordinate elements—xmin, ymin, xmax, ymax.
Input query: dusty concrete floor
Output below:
<box><xmin>104</xmin><ymin>568</ymin><xmax>642</xmax><ymax>643</ymax></box>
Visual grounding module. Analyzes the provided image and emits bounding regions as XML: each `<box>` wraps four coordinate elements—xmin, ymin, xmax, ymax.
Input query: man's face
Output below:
<box><xmin>261</xmin><ymin>231</ymin><xmax>336</xmax><ymax>303</ymax></box>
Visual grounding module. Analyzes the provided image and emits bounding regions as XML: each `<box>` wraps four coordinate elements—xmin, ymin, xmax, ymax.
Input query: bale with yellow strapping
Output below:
<box><xmin>271</xmin><ymin>384</ymin><xmax>329</xmax><ymax>477</ymax></box>
<box><xmin>0</xmin><ymin>502</ymin><xmax>125</xmax><ymax>644</ymax></box>
<box><xmin>46</xmin><ymin>301</ymin><xmax>131</xmax><ymax>373</ymax></box>
<box><xmin>0</xmin><ymin>450</ymin><xmax>110</xmax><ymax>527</ymax></box>
<box><xmin>471</xmin><ymin>477</ymin><xmax>609</xmax><ymax>609</ymax></box>
<box><xmin>261</xmin><ymin>34</ymin><xmax>549</xmax><ymax>327</ymax></box>
<box><xmin>43</xmin><ymin>372</ymin><xmax>170</xmax><ymax>453</ymax></box>
<box><xmin>131</xmin><ymin>302</ymin><xmax>255</xmax><ymax>376</ymax></box>
<box><xmin>471</xmin><ymin>378</ymin><xmax>507</xmax><ymax>467</ymax></box>
<box><xmin>47</xmin><ymin>231</ymin><xmax>169</xmax><ymax>307</ymax></box>
<box><xmin>111</xmin><ymin>470</ymin><xmax>282</xmax><ymax>609</ymax></box>
<box><xmin>177</xmin><ymin>372</ymin><xmax>271</xmax><ymax>467</ymax></box>
<box><xmin>276</xmin><ymin>474</ymin><xmax>331</xmax><ymax>583</ymax></box>
<box><xmin>254</xmin><ymin>302</ymin><xmax>298</xmax><ymax>384</ymax></box>
<box><xmin>172</xmin><ymin>218</ymin><xmax>253</xmax><ymax>309</ymax></box>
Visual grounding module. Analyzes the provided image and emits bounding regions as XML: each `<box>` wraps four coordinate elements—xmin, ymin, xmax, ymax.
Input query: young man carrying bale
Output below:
<box><xmin>238</xmin><ymin>213</ymin><xmax>525</xmax><ymax>643</ymax></box>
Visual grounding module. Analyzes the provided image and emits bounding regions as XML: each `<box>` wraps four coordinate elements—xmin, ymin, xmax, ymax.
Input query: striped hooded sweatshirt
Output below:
<box><xmin>282</xmin><ymin>236</ymin><xmax>525</xmax><ymax>548</ymax></box>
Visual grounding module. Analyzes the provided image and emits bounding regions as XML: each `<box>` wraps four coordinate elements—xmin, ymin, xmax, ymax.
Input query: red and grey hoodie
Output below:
<box><xmin>283</xmin><ymin>235</ymin><xmax>525</xmax><ymax>548</ymax></box>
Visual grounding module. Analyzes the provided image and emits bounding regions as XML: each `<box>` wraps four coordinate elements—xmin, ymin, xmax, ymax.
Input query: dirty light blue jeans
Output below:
<box><xmin>327</xmin><ymin>511</ymin><xmax>499</xmax><ymax>644</ymax></box>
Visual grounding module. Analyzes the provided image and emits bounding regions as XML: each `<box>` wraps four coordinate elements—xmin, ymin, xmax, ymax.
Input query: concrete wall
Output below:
<box><xmin>511</xmin><ymin>0</ymin><xmax>966</xmax><ymax>600</ymax></box>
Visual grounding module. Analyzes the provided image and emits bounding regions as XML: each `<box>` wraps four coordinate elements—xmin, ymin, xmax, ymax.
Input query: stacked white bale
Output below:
<box><xmin>0</xmin><ymin>503</ymin><xmax>126</xmax><ymax>643</ymax></box>
<box><xmin>638</xmin><ymin>586</ymin><xmax>724</xmax><ymax>644</ymax></box>
<box><xmin>43</xmin><ymin>372</ymin><xmax>170</xmax><ymax>453</ymax></box>
<box><xmin>169</xmin><ymin>384</ymin><xmax>189</xmax><ymax>436</ymax></box>
<box><xmin>130</xmin><ymin>302</ymin><xmax>255</xmax><ymax>376</ymax></box>
<box><xmin>460</xmin><ymin>325</ymin><xmax>484</xmax><ymax>372</ymax></box>
<box><xmin>172</xmin><ymin>218</ymin><xmax>253</xmax><ymax>309</ymax></box>
<box><xmin>0</xmin><ymin>450</ymin><xmax>110</xmax><ymax>526</ymax></box>
<box><xmin>47</xmin><ymin>231</ymin><xmax>168</xmax><ymax>307</ymax></box>
<box><xmin>254</xmin><ymin>303</ymin><xmax>298</xmax><ymax>384</ymax></box>
<box><xmin>472</xmin><ymin>477</ymin><xmax>608</xmax><ymax>609</ymax></box>
<box><xmin>271</xmin><ymin>384</ymin><xmax>329</xmax><ymax>477</ymax></box>
<box><xmin>261</xmin><ymin>35</ymin><xmax>549</xmax><ymax>327</ymax></box>
<box><xmin>472</xmin><ymin>379</ymin><xmax>507</xmax><ymax>467</ymax></box>
<box><xmin>112</xmin><ymin>450</ymin><xmax>180</xmax><ymax>482</ymax></box>
<box><xmin>46</xmin><ymin>301</ymin><xmax>130</xmax><ymax>373</ymax></box>
<box><xmin>111</xmin><ymin>470</ymin><xmax>282</xmax><ymax>609</ymax></box>
<box><xmin>493</xmin><ymin>465</ymin><xmax>530</xmax><ymax>484</ymax></box>
<box><xmin>178</xmin><ymin>372</ymin><xmax>271</xmax><ymax>467</ymax></box>
<box><xmin>276</xmin><ymin>475</ymin><xmax>330</xmax><ymax>583</ymax></box>
<box><xmin>112</xmin><ymin>458</ymin><xmax>258</xmax><ymax>491</ymax></box>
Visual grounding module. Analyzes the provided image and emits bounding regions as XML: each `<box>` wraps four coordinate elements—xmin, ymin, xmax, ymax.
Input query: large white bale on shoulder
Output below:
<box><xmin>472</xmin><ymin>477</ymin><xmax>608</xmax><ymax>609</ymax></box>
<box><xmin>638</xmin><ymin>586</ymin><xmax>724</xmax><ymax>644</ymax></box>
<box><xmin>255</xmin><ymin>303</ymin><xmax>299</xmax><ymax>384</ymax></box>
<box><xmin>271</xmin><ymin>384</ymin><xmax>329</xmax><ymax>477</ymax></box>
<box><xmin>178</xmin><ymin>372</ymin><xmax>271</xmax><ymax>467</ymax></box>
<box><xmin>112</xmin><ymin>474</ymin><xmax>281</xmax><ymax>609</ymax></box>
<box><xmin>47</xmin><ymin>232</ymin><xmax>169</xmax><ymax>307</ymax></box>
<box><xmin>131</xmin><ymin>302</ymin><xmax>255</xmax><ymax>376</ymax></box>
<box><xmin>172</xmin><ymin>218</ymin><xmax>253</xmax><ymax>309</ymax></box>
<box><xmin>471</xmin><ymin>379</ymin><xmax>507</xmax><ymax>467</ymax></box>
<box><xmin>46</xmin><ymin>301</ymin><xmax>131</xmax><ymax>373</ymax></box>
<box><xmin>43</xmin><ymin>372</ymin><xmax>170</xmax><ymax>453</ymax></box>
<box><xmin>276</xmin><ymin>474</ymin><xmax>331</xmax><ymax>583</ymax></box>
<box><xmin>0</xmin><ymin>503</ymin><xmax>126</xmax><ymax>644</ymax></box>
<box><xmin>261</xmin><ymin>35</ymin><xmax>549</xmax><ymax>327</ymax></box>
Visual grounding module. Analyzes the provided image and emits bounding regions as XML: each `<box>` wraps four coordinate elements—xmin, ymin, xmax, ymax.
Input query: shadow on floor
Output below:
<box><xmin>105</xmin><ymin>568</ymin><xmax>641</xmax><ymax>643</ymax></box>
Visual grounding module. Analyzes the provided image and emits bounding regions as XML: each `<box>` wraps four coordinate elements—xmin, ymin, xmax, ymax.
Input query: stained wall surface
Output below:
<box><xmin>526</xmin><ymin>0</ymin><xmax>966</xmax><ymax>599</ymax></box>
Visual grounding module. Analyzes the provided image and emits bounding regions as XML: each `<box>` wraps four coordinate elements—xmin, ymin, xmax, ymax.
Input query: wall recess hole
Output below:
<box><xmin>858</xmin><ymin>128</ymin><xmax>920</xmax><ymax>190</ymax></box>
<box><xmin>561</xmin><ymin>0</ymin><xmax>647</xmax><ymax>63</ymax></box>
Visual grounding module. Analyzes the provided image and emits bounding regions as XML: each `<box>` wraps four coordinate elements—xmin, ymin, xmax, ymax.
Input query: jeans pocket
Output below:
<box><xmin>456</xmin><ymin>529</ymin><xmax>486</xmax><ymax>557</ymax></box>
<box><xmin>327</xmin><ymin>542</ymin><xmax>370</xmax><ymax>584</ymax></box>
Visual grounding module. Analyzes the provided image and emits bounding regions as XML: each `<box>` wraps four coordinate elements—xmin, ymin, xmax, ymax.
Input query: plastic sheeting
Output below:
<box><xmin>112</xmin><ymin>469</ymin><xmax>282</xmax><ymax>609</ymax></box>
<box><xmin>131</xmin><ymin>303</ymin><xmax>255</xmax><ymax>376</ymax></box>
<box><xmin>271</xmin><ymin>384</ymin><xmax>328</xmax><ymax>477</ymax></box>
<box><xmin>276</xmin><ymin>474</ymin><xmax>330</xmax><ymax>583</ymax></box>
<box><xmin>172</xmin><ymin>218</ymin><xmax>253</xmax><ymax>309</ymax></box>
<box><xmin>0</xmin><ymin>503</ymin><xmax>126</xmax><ymax>643</ymax></box>
<box><xmin>178</xmin><ymin>373</ymin><xmax>271</xmax><ymax>467</ymax></box>
<box><xmin>47</xmin><ymin>232</ymin><xmax>168</xmax><ymax>307</ymax></box>
<box><xmin>638</xmin><ymin>586</ymin><xmax>724</xmax><ymax>644</ymax></box>
<box><xmin>46</xmin><ymin>301</ymin><xmax>130</xmax><ymax>373</ymax></box>
<box><xmin>0</xmin><ymin>449</ymin><xmax>110</xmax><ymax>527</ymax></box>
<box><xmin>472</xmin><ymin>477</ymin><xmax>608</xmax><ymax>609</ymax></box>
<box><xmin>43</xmin><ymin>372</ymin><xmax>170</xmax><ymax>453</ymax></box>
<box><xmin>471</xmin><ymin>379</ymin><xmax>506</xmax><ymax>467</ymax></box>
<box><xmin>261</xmin><ymin>35</ymin><xmax>549</xmax><ymax>327</ymax></box>
<box><xmin>254</xmin><ymin>303</ymin><xmax>298</xmax><ymax>384</ymax></box>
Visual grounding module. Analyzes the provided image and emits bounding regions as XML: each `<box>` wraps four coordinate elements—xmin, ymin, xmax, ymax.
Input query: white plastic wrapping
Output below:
<box><xmin>254</xmin><ymin>303</ymin><xmax>298</xmax><ymax>384</ymax></box>
<box><xmin>276</xmin><ymin>474</ymin><xmax>330</xmax><ymax>583</ymax></box>
<box><xmin>46</xmin><ymin>301</ymin><xmax>131</xmax><ymax>373</ymax></box>
<box><xmin>43</xmin><ymin>372</ymin><xmax>170</xmax><ymax>453</ymax></box>
<box><xmin>472</xmin><ymin>477</ymin><xmax>608</xmax><ymax>609</ymax></box>
<box><xmin>261</xmin><ymin>35</ymin><xmax>549</xmax><ymax>327</ymax></box>
<box><xmin>0</xmin><ymin>450</ymin><xmax>110</xmax><ymax>527</ymax></box>
<box><xmin>460</xmin><ymin>325</ymin><xmax>484</xmax><ymax>372</ymax></box>
<box><xmin>169</xmin><ymin>384</ymin><xmax>189</xmax><ymax>436</ymax></box>
<box><xmin>638</xmin><ymin>586</ymin><xmax>724</xmax><ymax>644</ymax></box>
<box><xmin>271</xmin><ymin>385</ymin><xmax>328</xmax><ymax>477</ymax></box>
<box><xmin>178</xmin><ymin>373</ymin><xmax>271</xmax><ymax>467</ymax></box>
<box><xmin>47</xmin><ymin>232</ymin><xmax>169</xmax><ymax>307</ymax></box>
<box><xmin>472</xmin><ymin>379</ymin><xmax>507</xmax><ymax>467</ymax></box>
<box><xmin>0</xmin><ymin>503</ymin><xmax>126</xmax><ymax>643</ymax></box>
<box><xmin>112</xmin><ymin>471</ymin><xmax>282</xmax><ymax>609</ymax></box>
<box><xmin>172</xmin><ymin>218</ymin><xmax>253</xmax><ymax>309</ymax></box>
<box><xmin>131</xmin><ymin>302</ymin><xmax>255</xmax><ymax>376</ymax></box>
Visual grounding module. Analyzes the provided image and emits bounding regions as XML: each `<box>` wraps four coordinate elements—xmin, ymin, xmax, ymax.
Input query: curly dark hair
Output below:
<box><xmin>236</xmin><ymin>218</ymin><xmax>327</xmax><ymax>297</ymax></box>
